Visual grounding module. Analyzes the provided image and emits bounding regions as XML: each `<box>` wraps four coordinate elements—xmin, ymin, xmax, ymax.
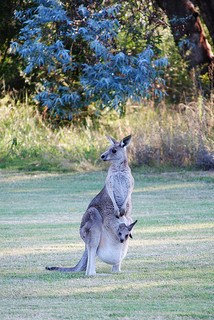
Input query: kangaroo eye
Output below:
<box><xmin>125</xmin><ymin>235</ymin><xmax>128</xmax><ymax>239</ymax></box>
<box><xmin>112</xmin><ymin>148</ymin><xmax>117</xmax><ymax>153</ymax></box>
<box><xmin>119</xmin><ymin>232</ymin><xmax>121</xmax><ymax>236</ymax></box>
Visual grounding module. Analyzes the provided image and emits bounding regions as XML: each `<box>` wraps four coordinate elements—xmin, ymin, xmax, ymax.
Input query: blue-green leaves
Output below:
<box><xmin>11</xmin><ymin>0</ymin><xmax>167</xmax><ymax>119</ymax></box>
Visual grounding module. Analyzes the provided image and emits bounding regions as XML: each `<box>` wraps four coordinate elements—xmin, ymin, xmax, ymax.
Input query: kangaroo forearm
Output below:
<box><xmin>106</xmin><ymin>180</ymin><xmax>119</xmax><ymax>206</ymax></box>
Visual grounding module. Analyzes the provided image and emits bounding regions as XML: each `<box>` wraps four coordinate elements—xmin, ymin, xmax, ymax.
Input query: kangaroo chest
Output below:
<box><xmin>112</xmin><ymin>172</ymin><xmax>130</xmax><ymax>207</ymax></box>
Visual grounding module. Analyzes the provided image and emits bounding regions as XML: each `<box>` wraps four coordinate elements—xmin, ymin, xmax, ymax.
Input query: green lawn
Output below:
<box><xmin>0</xmin><ymin>170</ymin><xmax>213</xmax><ymax>320</ymax></box>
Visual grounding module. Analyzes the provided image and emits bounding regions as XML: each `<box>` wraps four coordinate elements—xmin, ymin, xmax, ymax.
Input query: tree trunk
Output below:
<box><xmin>155</xmin><ymin>0</ymin><xmax>213</xmax><ymax>68</ymax></box>
<box><xmin>195</xmin><ymin>0</ymin><xmax>214</xmax><ymax>45</ymax></box>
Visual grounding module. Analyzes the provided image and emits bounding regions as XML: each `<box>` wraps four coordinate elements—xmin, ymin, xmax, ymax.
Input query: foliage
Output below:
<box><xmin>0</xmin><ymin>0</ymin><xmax>28</xmax><ymax>94</ymax></box>
<box><xmin>111</xmin><ymin>0</ymin><xmax>167</xmax><ymax>55</ymax></box>
<box><xmin>11</xmin><ymin>0</ymin><xmax>168</xmax><ymax>119</ymax></box>
<box><xmin>1</xmin><ymin>0</ymin><xmax>213</xmax><ymax>117</ymax></box>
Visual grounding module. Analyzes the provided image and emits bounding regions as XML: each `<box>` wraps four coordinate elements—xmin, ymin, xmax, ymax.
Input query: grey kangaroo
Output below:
<box><xmin>46</xmin><ymin>135</ymin><xmax>135</xmax><ymax>276</ymax></box>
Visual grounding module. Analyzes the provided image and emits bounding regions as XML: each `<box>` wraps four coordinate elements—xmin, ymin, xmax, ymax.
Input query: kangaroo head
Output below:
<box><xmin>117</xmin><ymin>220</ymin><xmax>137</xmax><ymax>243</ymax></box>
<box><xmin>100</xmin><ymin>135</ymin><xmax>132</xmax><ymax>162</ymax></box>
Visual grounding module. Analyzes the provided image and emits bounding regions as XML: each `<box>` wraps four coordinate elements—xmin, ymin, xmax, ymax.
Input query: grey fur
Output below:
<box><xmin>46</xmin><ymin>135</ymin><xmax>135</xmax><ymax>276</ymax></box>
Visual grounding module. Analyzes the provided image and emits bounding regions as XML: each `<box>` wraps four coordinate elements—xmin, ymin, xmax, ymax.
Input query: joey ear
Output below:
<box><xmin>120</xmin><ymin>135</ymin><xmax>132</xmax><ymax>148</ymax></box>
<box><xmin>106</xmin><ymin>136</ymin><xmax>118</xmax><ymax>145</ymax></box>
<box><xmin>128</xmin><ymin>220</ymin><xmax>138</xmax><ymax>232</ymax></box>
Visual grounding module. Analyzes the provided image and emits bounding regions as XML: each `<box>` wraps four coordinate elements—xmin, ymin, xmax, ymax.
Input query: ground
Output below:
<box><xmin>0</xmin><ymin>169</ymin><xmax>213</xmax><ymax>320</ymax></box>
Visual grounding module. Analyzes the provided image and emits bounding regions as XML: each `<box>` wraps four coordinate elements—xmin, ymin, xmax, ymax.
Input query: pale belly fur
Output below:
<box><xmin>96</xmin><ymin>229</ymin><xmax>129</xmax><ymax>265</ymax></box>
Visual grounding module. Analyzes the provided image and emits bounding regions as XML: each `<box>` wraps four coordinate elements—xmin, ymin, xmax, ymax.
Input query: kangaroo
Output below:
<box><xmin>46</xmin><ymin>135</ymin><xmax>135</xmax><ymax>275</ymax></box>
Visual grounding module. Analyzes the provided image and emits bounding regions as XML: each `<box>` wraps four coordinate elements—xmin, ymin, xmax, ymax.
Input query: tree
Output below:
<box><xmin>0</xmin><ymin>0</ymin><xmax>27</xmax><ymax>93</ymax></box>
<box><xmin>155</xmin><ymin>0</ymin><xmax>214</xmax><ymax>68</ymax></box>
<box><xmin>196</xmin><ymin>1</ymin><xmax>214</xmax><ymax>51</ymax></box>
<box><xmin>11</xmin><ymin>0</ymin><xmax>167</xmax><ymax>120</ymax></box>
<box><xmin>108</xmin><ymin>0</ymin><xmax>166</xmax><ymax>56</ymax></box>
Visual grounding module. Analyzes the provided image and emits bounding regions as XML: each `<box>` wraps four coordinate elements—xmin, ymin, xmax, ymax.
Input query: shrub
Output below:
<box><xmin>11</xmin><ymin>0</ymin><xmax>167</xmax><ymax>120</ymax></box>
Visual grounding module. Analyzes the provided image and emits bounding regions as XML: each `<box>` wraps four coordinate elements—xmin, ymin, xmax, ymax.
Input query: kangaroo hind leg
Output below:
<box><xmin>112</xmin><ymin>262</ymin><xmax>121</xmax><ymax>272</ymax></box>
<box><xmin>80</xmin><ymin>207</ymin><xmax>102</xmax><ymax>276</ymax></box>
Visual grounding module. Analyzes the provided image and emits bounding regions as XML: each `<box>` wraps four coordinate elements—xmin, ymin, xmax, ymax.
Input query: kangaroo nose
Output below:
<box><xmin>120</xmin><ymin>239</ymin><xmax>124</xmax><ymax>243</ymax></box>
<box><xmin>101</xmin><ymin>154</ymin><xmax>106</xmax><ymax>160</ymax></box>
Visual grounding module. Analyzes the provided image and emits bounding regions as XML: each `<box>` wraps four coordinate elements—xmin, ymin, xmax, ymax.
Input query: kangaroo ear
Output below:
<box><xmin>120</xmin><ymin>135</ymin><xmax>132</xmax><ymax>148</ymax></box>
<box><xmin>106</xmin><ymin>136</ymin><xmax>118</xmax><ymax>145</ymax></box>
<box><xmin>128</xmin><ymin>220</ymin><xmax>138</xmax><ymax>232</ymax></box>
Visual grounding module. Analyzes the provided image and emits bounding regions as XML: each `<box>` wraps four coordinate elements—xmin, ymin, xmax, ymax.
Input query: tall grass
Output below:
<box><xmin>0</xmin><ymin>94</ymin><xmax>213</xmax><ymax>171</ymax></box>
<box><xmin>129</xmin><ymin>99</ymin><xmax>214</xmax><ymax>169</ymax></box>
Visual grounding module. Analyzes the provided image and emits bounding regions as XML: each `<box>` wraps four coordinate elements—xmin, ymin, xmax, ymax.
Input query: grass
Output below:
<box><xmin>0</xmin><ymin>95</ymin><xmax>214</xmax><ymax>171</ymax></box>
<box><xmin>0</xmin><ymin>169</ymin><xmax>214</xmax><ymax>319</ymax></box>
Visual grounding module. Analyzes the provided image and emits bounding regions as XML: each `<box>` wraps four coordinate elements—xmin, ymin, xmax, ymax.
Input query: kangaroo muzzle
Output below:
<box><xmin>101</xmin><ymin>153</ymin><xmax>107</xmax><ymax>161</ymax></box>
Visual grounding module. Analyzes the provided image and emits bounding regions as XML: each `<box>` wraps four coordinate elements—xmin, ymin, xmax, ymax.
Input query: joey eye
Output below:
<box><xmin>112</xmin><ymin>148</ymin><xmax>117</xmax><ymax>154</ymax></box>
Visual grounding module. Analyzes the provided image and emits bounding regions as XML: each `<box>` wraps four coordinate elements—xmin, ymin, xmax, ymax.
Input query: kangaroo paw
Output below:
<box><xmin>114</xmin><ymin>207</ymin><xmax>120</xmax><ymax>218</ymax></box>
<box><xmin>119</xmin><ymin>208</ymin><xmax>125</xmax><ymax>216</ymax></box>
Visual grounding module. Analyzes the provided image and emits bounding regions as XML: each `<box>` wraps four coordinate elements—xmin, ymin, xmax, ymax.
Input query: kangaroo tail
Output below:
<box><xmin>46</xmin><ymin>248</ymin><xmax>88</xmax><ymax>273</ymax></box>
